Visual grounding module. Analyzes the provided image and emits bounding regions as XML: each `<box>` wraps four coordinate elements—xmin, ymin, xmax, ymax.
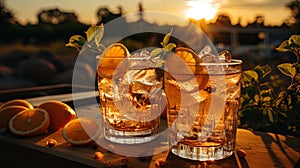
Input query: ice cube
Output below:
<box><xmin>218</xmin><ymin>50</ymin><xmax>232</xmax><ymax>62</ymax></box>
<box><xmin>226</xmin><ymin>85</ymin><xmax>240</xmax><ymax>99</ymax></box>
<box><xmin>129</xmin><ymin>57</ymin><xmax>156</xmax><ymax>69</ymax></box>
<box><xmin>131</xmin><ymin>52</ymin><xmax>140</xmax><ymax>57</ymax></box>
<box><xmin>130</xmin><ymin>69</ymin><xmax>159</xmax><ymax>86</ymax></box>
<box><xmin>226</xmin><ymin>73</ymin><xmax>241</xmax><ymax>85</ymax></box>
<box><xmin>130</xmin><ymin>81</ymin><xmax>153</xmax><ymax>94</ymax></box>
<box><xmin>178</xmin><ymin>78</ymin><xmax>199</xmax><ymax>93</ymax></box>
<box><xmin>200</xmin><ymin>54</ymin><xmax>218</xmax><ymax>63</ymax></box>
<box><xmin>198</xmin><ymin>45</ymin><xmax>213</xmax><ymax>56</ymax></box>
<box><xmin>129</xmin><ymin>49</ymin><xmax>151</xmax><ymax>68</ymax></box>
<box><xmin>199</xmin><ymin>46</ymin><xmax>219</xmax><ymax>62</ymax></box>
<box><xmin>140</xmin><ymin>49</ymin><xmax>150</xmax><ymax>57</ymax></box>
<box><xmin>99</xmin><ymin>78</ymin><xmax>113</xmax><ymax>98</ymax></box>
<box><xmin>130</xmin><ymin>49</ymin><xmax>150</xmax><ymax>57</ymax></box>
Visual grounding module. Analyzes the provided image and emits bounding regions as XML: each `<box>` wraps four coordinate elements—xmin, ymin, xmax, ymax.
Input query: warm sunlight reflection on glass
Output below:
<box><xmin>185</xmin><ymin>0</ymin><xmax>218</xmax><ymax>21</ymax></box>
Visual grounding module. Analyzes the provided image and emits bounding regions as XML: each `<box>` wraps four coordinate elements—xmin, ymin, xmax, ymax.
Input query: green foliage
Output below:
<box><xmin>277</xmin><ymin>63</ymin><xmax>296</xmax><ymax>78</ymax></box>
<box><xmin>150</xmin><ymin>28</ymin><xmax>176</xmax><ymax>60</ymax></box>
<box><xmin>66</xmin><ymin>25</ymin><xmax>175</xmax><ymax>60</ymax></box>
<box><xmin>65</xmin><ymin>24</ymin><xmax>105</xmax><ymax>53</ymax></box>
<box><xmin>160</xmin><ymin>28</ymin><xmax>176</xmax><ymax>51</ymax></box>
<box><xmin>65</xmin><ymin>25</ymin><xmax>175</xmax><ymax>80</ymax></box>
<box><xmin>149</xmin><ymin>28</ymin><xmax>176</xmax><ymax>66</ymax></box>
<box><xmin>240</xmin><ymin>35</ymin><xmax>300</xmax><ymax>136</ymax></box>
<box><xmin>275</xmin><ymin>35</ymin><xmax>300</xmax><ymax>63</ymax></box>
<box><xmin>150</xmin><ymin>28</ymin><xmax>176</xmax><ymax>79</ymax></box>
<box><xmin>65</xmin><ymin>35</ymin><xmax>86</xmax><ymax>52</ymax></box>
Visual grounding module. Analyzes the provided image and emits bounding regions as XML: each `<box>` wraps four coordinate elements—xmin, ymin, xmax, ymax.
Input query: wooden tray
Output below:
<box><xmin>1</xmin><ymin>92</ymin><xmax>299</xmax><ymax>168</ymax></box>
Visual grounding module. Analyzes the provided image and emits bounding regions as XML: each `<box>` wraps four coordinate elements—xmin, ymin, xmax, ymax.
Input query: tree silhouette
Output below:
<box><xmin>0</xmin><ymin>0</ymin><xmax>17</xmax><ymax>25</ymax></box>
<box><xmin>254</xmin><ymin>15</ymin><xmax>265</xmax><ymax>25</ymax></box>
<box><xmin>96</xmin><ymin>7</ymin><xmax>122</xmax><ymax>24</ymax></box>
<box><xmin>286</xmin><ymin>0</ymin><xmax>300</xmax><ymax>32</ymax></box>
<box><xmin>248</xmin><ymin>15</ymin><xmax>266</xmax><ymax>28</ymax></box>
<box><xmin>37</xmin><ymin>8</ymin><xmax>79</xmax><ymax>25</ymax></box>
<box><xmin>214</xmin><ymin>14</ymin><xmax>232</xmax><ymax>26</ymax></box>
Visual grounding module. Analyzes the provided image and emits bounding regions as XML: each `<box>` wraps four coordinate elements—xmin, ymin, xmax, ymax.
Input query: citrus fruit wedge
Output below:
<box><xmin>8</xmin><ymin>108</ymin><xmax>50</xmax><ymax>136</ymax></box>
<box><xmin>0</xmin><ymin>99</ymin><xmax>33</xmax><ymax>110</ymax></box>
<box><xmin>97</xmin><ymin>43</ymin><xmax>129</xmax><ymax>78</ymax></box>
<box><xmin>0</xmin><ymin>106</ymin><xmax>29</xmax><ymax>128</ymax></box>
<box><xmin>175</xmin><ymin>47</ymin><xmax>201</xmax><ymax>64</ymax></box>
<box><xmin>62</xmin><ymin>118</ymin><xmax>101</xmax><ymax>146</ymax></box>
<box><xmin>165</xmin><ymin>47</ymin><xmax>209</xmax><ymax>89</ymax></box>
<box><xmin>37</xmin><ymin>100</ymin><xmax>76</xmax><ymax>130</ymax></box>
<box><xmin>165</xmin><ymin>47</ymin><xmax>201</xmax><ymax>80</ymax></box>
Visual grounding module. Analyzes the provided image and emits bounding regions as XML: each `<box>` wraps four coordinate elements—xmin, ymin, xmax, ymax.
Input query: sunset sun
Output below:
<box><xmin>185</xmin><ymin>0</ymin><xmax>218</xmax><ymax>21</ymax></box>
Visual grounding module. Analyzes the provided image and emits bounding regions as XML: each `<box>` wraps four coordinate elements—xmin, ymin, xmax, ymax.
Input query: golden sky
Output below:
<box><xmin>6</xmin><ymin>0</ymin><xmax>293</xmax><ymax>26</ymax></box>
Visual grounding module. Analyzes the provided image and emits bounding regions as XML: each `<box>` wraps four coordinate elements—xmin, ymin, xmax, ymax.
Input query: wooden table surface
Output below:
<box><xmin>0</xmin><ymin>91</ymin><xmax>300</xmax><ymax>168</ymax></box>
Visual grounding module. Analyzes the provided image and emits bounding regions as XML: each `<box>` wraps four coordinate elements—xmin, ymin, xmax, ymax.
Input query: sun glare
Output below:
<box><xmin>185</xmin><ymin>0</ymin><xmax>218</xmax><ymax>21</ymax></box>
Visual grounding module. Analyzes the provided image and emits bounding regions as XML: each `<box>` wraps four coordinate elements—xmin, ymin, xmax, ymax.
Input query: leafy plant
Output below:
<box><xmin>66</xmin><ymin>25</ymin><xmax>175</xmax><ymax>58</ymax></box>
<box><xmin>150</xmin><ymin>28</ymin><xmax>176</xmax><ymax>68</ymax></box>
<box><xmin>239</xmin><ymin>35</ymin><xmax>300</xmax><ymax>136</ymax></box>
<box><xmin>65</xmin><ymin>24</ymin><xmax>105</xmax><ymax>53</ymax></box>
<box><xmin>65</xmin><ymin>25</ymin><xmax>175</xmax><ymax>81</ymax></box>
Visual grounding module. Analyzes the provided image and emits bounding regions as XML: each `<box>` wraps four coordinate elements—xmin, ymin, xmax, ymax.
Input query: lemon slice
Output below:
<box><xmin>97</xmin><ymin>43</ymin><xmax>129</xmax><ymax>78</ymax></box>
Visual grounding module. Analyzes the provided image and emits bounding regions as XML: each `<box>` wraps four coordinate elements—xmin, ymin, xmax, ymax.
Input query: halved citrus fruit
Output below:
<box><xmin>0</xmin><ymin>99</ymin><xmax>33</xmax><ymax>110</ymax></box>
<box><xmin>62</xmin><ymin>117</ymin><xmax>101</xmax><ymax>146</ymax></box>
<box><xmin>8</xmin><ymin>108</ymin><xmax>50</xmax><ymax>136</ymax></box>
<box><xmin>0</xmin><ymin>106</ymin><xmax>29</xmax><ymax>128</ymax></box>
<box><xmin>97</xmin><ymin>43</ymin><xmax>129</xmax><ymax>78</ymax></box>
<box><xmin>165</xmin><ymin>47</ymin><xmax>209</xmax><ymax>88</ymax></box>
<box><xmin>37</xmin><ymin>100</ymin><xmax>76</xmax><ymax>130</ymax></box>
<box><xmin>165</xmin><ymin>47</ymin><xmax>201</xmax><ymax>80</ymax></box>
<box><xmin>174</xmin><ymin>47</ymin><xmax>201</xmax><ymax>66</ymax></box>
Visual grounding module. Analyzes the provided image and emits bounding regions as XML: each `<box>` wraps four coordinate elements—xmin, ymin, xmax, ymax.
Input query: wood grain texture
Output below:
<box><xmin>1</xmin><ymin>92</ymin><xmax>299</xmax><ymax>168</ymax></box>
<box><xmin>1</xmin><ymin>125</ymin><xmax>299</xmax><ymax>168</ymax></box>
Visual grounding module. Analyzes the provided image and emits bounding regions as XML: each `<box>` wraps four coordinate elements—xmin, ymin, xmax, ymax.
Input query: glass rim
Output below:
<box><xmin>200</xmin><ymin>59</ymin><xmax>242</xmax><ymax>65</ymax></box>
<box><xmin>97</xmin><ymin>56</ymin><xmax>243</xmax><ymax>66</ymax></box>
<box><xmin>165</xmin><ymin>59</ymin><xmax>243</xmax><ymax>66</ymax></box>
<box><xmin>96</xmin><ymin>56</ymin><xmax>150</xmax><ymax>59</ymax></box>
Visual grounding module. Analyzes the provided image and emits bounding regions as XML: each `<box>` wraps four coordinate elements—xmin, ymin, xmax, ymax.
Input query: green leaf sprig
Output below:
<box><xmin>276</xmin><ymin>35</ymin><xmax>300</xmax><ymax>64</ymax></box>
<box><xmin>160</xmin><ymin>28</ymin><xmax>176</xmax><ymax>51</ymax></box>
<box><xmin>150</xmin><ymin>28</ymin><xmax>176</xmax><ymax>67</ymax></box>
<box><xmin>241</xmin><ymin>65</ymin><xmax>272</xmax><ymax>88</ymax></box>
<box><xmin>65</xmin><ymin>35</ymin><xmax>86</xmax><ymax>52</ymax></box>
<box><xmin>149</xmin><ymin>28</ymin><xmax>176</xmax><ymax>80</ymax></box>
<box><xmin>275</xmin><ymin>35</ymin><xmax>300</xmax><ymax>85</ymax></box>
<box><xmin>277</xmin><ymin>63</ymin><xmax>296</xmax><ymax>78</ymax></box>
<box><xmin>66</xmin><ymin>24</ymin><xmax>105</xmax><ymax>53</ymax></box>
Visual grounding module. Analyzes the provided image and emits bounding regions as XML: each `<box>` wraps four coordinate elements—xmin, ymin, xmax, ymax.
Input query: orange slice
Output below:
<box><xmin>8</xmin><ymin>108</ymin><xmax>50</xmax><ymax>136</ymax></box>
<box><xmin>165</xmin><ymin>47</ymin><xmax>209</xmax><ymax>88</ymax></box>
<box><xmin>97</xmin><ymin>43</ymin><xmax>129</xmax><ymax>78</ymax></box>
<box><xmin>175</xmin><ymin>47</ymin><xmax>201</xmax><ymax>64</ymax></box>
<box><xmin>0</xmin><ymin>106</ymin><xmax>29</xmax><ymax>128</ymax></box>
<box><xmin>0</xmin><ymin>99</ymin><xmax>33</xmax><ymax>110</ymax></box>
<box><xmin>165</xmin><ymin>47</ymin><xmax>201</xmax><ymax>80</ymax></box>
<box><xmin>62</xmin><ymin>118</ymin><xmax>101</xmax><ymax>146</ymax></box>
<box><xmin>37</xmin><ymin>100</ymin><xmax>76</xmax><ymax>131</ymax></box>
